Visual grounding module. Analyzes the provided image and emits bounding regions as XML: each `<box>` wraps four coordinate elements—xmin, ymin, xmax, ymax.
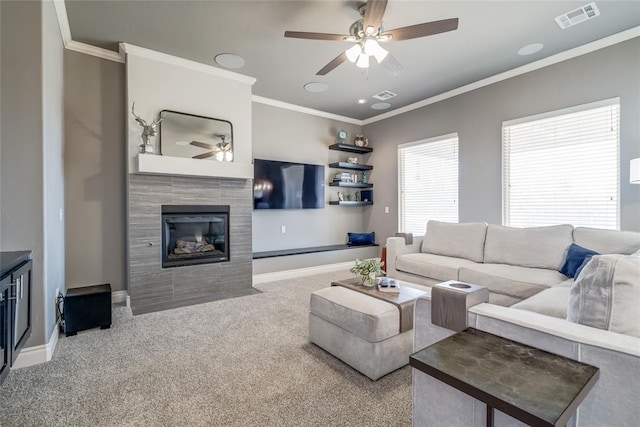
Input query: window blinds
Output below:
<box><xmin>503</xmin><ymin>99</ymin><xmax>620</xmax><ymax>229</ymax></box>
<box><xmin>398</xmin><ymin>134</ymin><xmax>459</xmax><ymax>235</ymax></box>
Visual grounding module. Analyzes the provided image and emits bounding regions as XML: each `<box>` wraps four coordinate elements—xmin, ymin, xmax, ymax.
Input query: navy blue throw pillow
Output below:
<box><xmin>560</xmin><ymin>243</ymin><xmax>599</xmax><ymax>278</ymax></box>
<box><xmin>348</xmin><ymin>232</ymin><xmax>375</xmax><ymax>246</ymax></box>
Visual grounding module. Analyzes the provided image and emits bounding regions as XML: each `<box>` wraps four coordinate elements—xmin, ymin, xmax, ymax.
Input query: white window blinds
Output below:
<box><xmin>398</xmin><ymin>134</ymin><xmax>459</xmax><ymax>235</ymax></box>
<box><xmin>503</xmin><ymin>99</ymin><xmax>620</xmax><ymax>229</ymax></box>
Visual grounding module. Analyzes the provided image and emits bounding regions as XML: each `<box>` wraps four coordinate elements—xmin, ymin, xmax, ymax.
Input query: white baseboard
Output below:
<box><xmin>253</xmin><ymin>261</ymin><xmax>353</xmax><ymax>285</ymax></box>
<box><xmin>13</xmin><ymin>325</ymin><xmax>59</xmax><ymax>369</ymax></box>
<box><xmin>112</xmin><ymin>290</ymin><xmax>128</xmax><ymax>304</ymax></box>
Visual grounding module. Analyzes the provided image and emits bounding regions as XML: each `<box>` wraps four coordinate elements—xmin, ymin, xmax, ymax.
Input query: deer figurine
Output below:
<box><xmin>131</xmin><ymin>102</ymin><xmax>166</xmax><ymax>154</ymax></box>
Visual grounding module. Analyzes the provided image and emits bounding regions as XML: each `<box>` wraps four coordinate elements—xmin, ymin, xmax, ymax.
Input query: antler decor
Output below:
<box><xmin>131</xmin><ymin>102</ymin><xmax>166</xmax><ymax>154</ymax></box>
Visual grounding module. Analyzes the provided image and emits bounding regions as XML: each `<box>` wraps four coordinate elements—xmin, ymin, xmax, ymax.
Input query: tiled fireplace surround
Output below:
<box><xmin>127</xmin><ymin>174</ymin><xmax>254</xmax><ymax>314</ymax></box>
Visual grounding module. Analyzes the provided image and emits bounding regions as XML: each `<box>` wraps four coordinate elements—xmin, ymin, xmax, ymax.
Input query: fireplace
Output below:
<box><xmin>161</xmin><ymin>205</ymin><xmax>230</xmax><ymax>268</ymax></box>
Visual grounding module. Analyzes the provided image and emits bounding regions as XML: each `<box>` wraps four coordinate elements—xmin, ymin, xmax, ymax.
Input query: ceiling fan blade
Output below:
<box><xmin>382</xmin><ymin>18</ymin><xmax>459</xmax><ymax>41</ymax></box>
<box><xmin>193</xmin><ymin>152</ymin><xmax>216</xmax><ymax>160</ymax></box>
<box><xmin>284</xmin><ymin>31</ymin><xmax>350</xmax><ymax>41</ymax></box>
<box><xmin>381</xmin><ymin>53</ymin><xmax>404</xmax><ymax>77</ymax></box>
<box><xmin>316</xmin><ymin>51</ymin><xmax>348</xmax><ymax>76</ymax></box>
<box><xmin>363</xmin><ymin>0</ymin><xmax>388</xmax><ymax>33</ymax></box>
<box><xmin>190</xmin><ymin>141</ymin><xmax>213</xmax><ymax>149</ymax></box>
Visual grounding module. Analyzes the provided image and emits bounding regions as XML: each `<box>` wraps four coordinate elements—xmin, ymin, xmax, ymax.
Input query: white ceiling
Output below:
<box><xmin>64</xmin><ymin>1</ymin><xmax>640</xmax><ymax>120</ymax></box>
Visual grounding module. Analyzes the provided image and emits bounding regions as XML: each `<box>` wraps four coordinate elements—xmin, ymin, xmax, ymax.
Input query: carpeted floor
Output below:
<box><xmin>0</xmin><ymin>270</ymin><xmax>411</xmax><ymax>426</ymax></box>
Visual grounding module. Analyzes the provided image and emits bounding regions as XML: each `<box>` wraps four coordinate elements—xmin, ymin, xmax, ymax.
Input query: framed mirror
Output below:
<box><xmin>159</xmin><ymin>110</ymin><xmax>233</xmax><ymax>161</ymax></box>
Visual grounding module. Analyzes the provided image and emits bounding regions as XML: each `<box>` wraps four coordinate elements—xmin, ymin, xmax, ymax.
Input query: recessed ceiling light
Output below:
<box><xmin>356</xmin><ymin>99</ymin><xmax>368</xmax><ymax>104</ymax></box>
<box><xmin>371</xmin><ymin>102</ymin><xmax>391</xmax><ymax>110</ymax></box>
<box><xmin>303</xmin><ymin>82</ymin><xmax>329</xmax><ymax>93</ymax></box>
<box><xmin>518</xmin><ymin>43</ymin><xmax>544</xmax><ymax>56</ymax></box>
<box><xmin>214</xmin><ymin>53</ymin><xmax>246</xmax><ymax>69</ymax></box>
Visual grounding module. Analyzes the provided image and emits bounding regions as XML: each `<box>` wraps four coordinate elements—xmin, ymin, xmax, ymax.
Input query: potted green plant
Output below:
<box><xmin>350</xmin><ymin>258</ymin><xmax>385</xmax><ymax>287</ymax></box>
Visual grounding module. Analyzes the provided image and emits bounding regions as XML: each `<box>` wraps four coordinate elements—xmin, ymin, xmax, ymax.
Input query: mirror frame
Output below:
<box><xmin>159</xmin><ymin>110</ymin><xmax>234</xmax><ymax>161</ymax></box>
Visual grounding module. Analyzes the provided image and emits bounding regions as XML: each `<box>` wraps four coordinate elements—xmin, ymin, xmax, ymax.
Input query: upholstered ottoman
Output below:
<box><xmin>309</xmin><ymin>286</ymin><xmax>415</xmax><ymax>380</ymax></box>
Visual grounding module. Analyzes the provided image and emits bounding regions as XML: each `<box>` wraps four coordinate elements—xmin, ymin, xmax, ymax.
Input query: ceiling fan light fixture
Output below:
<box><xmin>356</xmin><ymin>53</ymin><xmax>369</xmax><ymax>68</ymax></box>
<box><xmin>346</xmin><ymin>44</ymin><xmax>362</xmax><ymax>62</ymax></box>
<box><xmin>373</xmin><ymin>45</ymin><xmax>388</xmax><ymax>63</ymax></box>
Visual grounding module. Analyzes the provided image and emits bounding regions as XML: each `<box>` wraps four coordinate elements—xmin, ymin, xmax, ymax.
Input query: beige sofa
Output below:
<box><xmin>388</xmin><ymin>221</ymin><xmax>640</xmax><ymax>426</ymax></box>
<box><xmin>386</xmin><ymin>221</ymin><xmax>640</xmax><ymax>307</ymax></box>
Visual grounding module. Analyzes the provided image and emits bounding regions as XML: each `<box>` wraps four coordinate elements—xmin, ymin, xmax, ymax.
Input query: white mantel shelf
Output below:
<box><xmin>135</xmin><ymin>154</ymin><xmax>253</xmax><ymax>180</ymax></box>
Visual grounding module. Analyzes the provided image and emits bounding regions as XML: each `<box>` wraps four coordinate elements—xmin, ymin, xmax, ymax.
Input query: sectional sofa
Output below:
<box><xmin>386</xmin><ymin>221</ymin><xmax>640</xmax><ymax>306</ymax></box>
<box><xmin>385</xmin><ymin>221</ymin><xmax>640</xmax><ymax>426</ymax></box>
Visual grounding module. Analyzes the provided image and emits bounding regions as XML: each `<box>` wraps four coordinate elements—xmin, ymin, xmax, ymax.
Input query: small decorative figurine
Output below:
<box><xmin>362</xmin><ymin>171</ymin><xmax>368</xmax><ymax>183</ymax></box>
<box><xmin>337</xmin><ymin>191</ymin><xmax>344</xmax><ymax>201</ymax></box>
<box><xmin>131</xmin><ymin>102</ymin><xmax>166</xmax><ymax>154</ymax></box>
<box><xmin>347</xmin><ymin>157</ymin><xmax>359</xmax><ymax>164</ymax></box>
<box><xmin>354</xmin><ymin>135</ymin><xmax>366</xmax><ymax>147</ymax></box>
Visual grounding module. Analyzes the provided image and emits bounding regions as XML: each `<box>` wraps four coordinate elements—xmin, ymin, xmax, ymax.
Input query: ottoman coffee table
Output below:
<box><xmin>309</xmin><ymin>277</ymin><xmax>428</xmax><ymax>380</ymax></box>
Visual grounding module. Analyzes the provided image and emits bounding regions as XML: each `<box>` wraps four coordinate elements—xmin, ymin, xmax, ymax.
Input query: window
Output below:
<box><xmin>398</xmin><ymin>134</ymin><xmax>459</xmax><ymax>235</ymax></box>
<box><xmin>503</xmin><ymin>98</ymin><xmax>619</xmax><ymax>229</ymax></box>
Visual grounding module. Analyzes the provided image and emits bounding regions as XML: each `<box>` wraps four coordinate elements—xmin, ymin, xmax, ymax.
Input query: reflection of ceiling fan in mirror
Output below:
<box><xmin>190</xmin><ymin>134</ymin><xmax>233</xmax><ymax>161</ymax></box>
<box><xmin>284</xmin><ymin>0</ymin><xmax>458</xmax><ymax>76</ymax></box>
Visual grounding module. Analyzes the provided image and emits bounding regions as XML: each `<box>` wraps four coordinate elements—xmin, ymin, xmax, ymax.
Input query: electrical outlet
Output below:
<box><xmin>59</xmin><ymin>208</ymin><xmax>64</xmax><ymax>222</ymax></box>
<box><xmin>384</xmin><ymin>206</ymin><xmax>390</xmax><ymax>214</ymax></box>
<box><xmin>281</xmin><ymin>225</ymin><xmax>286</xmax><ymax>234</ymax></box>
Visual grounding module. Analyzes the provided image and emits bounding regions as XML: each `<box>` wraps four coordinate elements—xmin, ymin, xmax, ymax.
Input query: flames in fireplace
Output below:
<box><xmin>161</xmin><ymin>205</ymin><xmax>230</xmax><ymax>268</ymax></box>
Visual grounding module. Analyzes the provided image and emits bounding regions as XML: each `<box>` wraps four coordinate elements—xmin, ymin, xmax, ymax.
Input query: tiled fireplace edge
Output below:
<box><xmin>127</xmin><ymin>174</ymin><xmax>253</xmax><ymax>313</ymax></box>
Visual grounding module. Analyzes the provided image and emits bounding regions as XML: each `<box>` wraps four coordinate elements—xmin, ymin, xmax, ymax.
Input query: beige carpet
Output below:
<box><xmin>0</xmin><ymin>270</ymin><xmax>411</xmax><ymax>426</ymax></box>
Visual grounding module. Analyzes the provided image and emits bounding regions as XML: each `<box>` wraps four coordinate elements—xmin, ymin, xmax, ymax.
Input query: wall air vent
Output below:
<box><xmin>555</xmin><ymin>2</ymin><xmax>600</xmax><ymax>29</ymax></box>
<box><xmin>373</xmin><ymin>90</ymin><xmax>397</xmax><ymax>101</ymax></box>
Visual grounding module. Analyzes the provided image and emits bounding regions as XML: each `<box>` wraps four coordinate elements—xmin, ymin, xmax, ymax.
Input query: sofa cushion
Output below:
<box><xmin>567</xmin><ymin>254</ymin><xmax>640</xmax><ymax>338</ymax></box>
<box><xmin>395</xmin><ymin>253</ymin><xmax>475</xmax><ymax>282</ymax></box>
<box><xmin>458</xmin><ymin>263</ymin><xmax>566</xmax><ymax>301</ymax></box>
<box><xmin>310</xmin><ymin>286</ymin><xmax>399</xmax><ymax>342</ymax></box>
<box><xmin>483</xmin><ymin>224</ymin><xmax>574</xmax><ymax>270</ymax></box>
<box><xmin>573</xmin><ymin>227</ymin><xmax>640</xmax><ymax>255</ymax></box>
<box><xmin>511</xmin><ymin>283</ymin><xmax>573</xmax><ymax>319</ymax></box>
<box><xmin>421</xmin><ymin>221</ymin><xmax>487</xmax><ymax>262</ymax></box>
<box><xmin>560</xmin><ymin>243</ymin><xmax>600</xmax><ymax>278</ymax></box>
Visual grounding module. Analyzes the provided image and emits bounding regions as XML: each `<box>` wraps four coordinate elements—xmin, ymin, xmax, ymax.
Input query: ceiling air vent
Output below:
<box><xmin>555</xmin><ymin>2</ymin><xmax>600</xmax><ymax>29</ymax></box>
<box><xmin>373</xmin><ymin>90</ymin><xmax>397</xmax><ymax>101</ymax></box>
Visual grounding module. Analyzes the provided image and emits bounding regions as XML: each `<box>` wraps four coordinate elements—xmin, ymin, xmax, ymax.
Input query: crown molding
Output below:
<box><xmin>363</xmin><ymin>27</ymin><xmax>640</xmax><ymax>125</ymax></box>
<box><xmin>252</xmin><ymin>96</ymin><xmax>363</xmax><ymax>126</ymax></box>
<box><xmin>68</xmin><ymin>40</ymin><xmax>124</xmax><ymax>63</ymax></box>
<box><xmin>53</xmin><ymin>0</ymin><xmax>124</xmax><ymax>63</ymax></box>
<box><xmin>119</xmin><ymin>43</ymin><xmax>256</xmax><ymax>85</ymax></box>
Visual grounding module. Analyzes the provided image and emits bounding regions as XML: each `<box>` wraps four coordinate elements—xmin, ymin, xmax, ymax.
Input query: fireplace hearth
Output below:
<box><xmin>161</xmin><ymin>205</ymin><xmax>230</xmax><ymax>268</ymax></box>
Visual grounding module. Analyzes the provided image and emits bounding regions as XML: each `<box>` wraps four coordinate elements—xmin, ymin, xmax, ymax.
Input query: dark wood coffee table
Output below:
<box><xmin>410</xmin><ymin>328</ymin><xmax>599</xmax><ymax>427</ymax></box>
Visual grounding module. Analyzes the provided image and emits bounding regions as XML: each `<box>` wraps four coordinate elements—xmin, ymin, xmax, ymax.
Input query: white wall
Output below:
<box><xmin>42</xmin><ymin>0</ymin><xmax>65</xmax><ymax>342</ymax></box>
<box><xmin>123</xmin><ymin>44</ymin><xmax>254</xmax><ymax>173</ymax></box>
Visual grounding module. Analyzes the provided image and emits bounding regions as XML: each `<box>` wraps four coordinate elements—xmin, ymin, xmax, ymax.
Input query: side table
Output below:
<box><xmin>410</xmin><ymin>328</ymin><xmax>599</xmax><ymax>426</ymax></box>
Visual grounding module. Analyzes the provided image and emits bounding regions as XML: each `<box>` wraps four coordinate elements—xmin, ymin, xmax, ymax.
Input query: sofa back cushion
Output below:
<box><xmin>421</xmin><ymin>221</ymin><xmax>487</xmax><ymax>262</ymax></box>
<box><xmin>483</xmin><ymin>224</ymin><xmax>573</xmax><ymax>270</ymax></box>
<box><xmin>573</xmin><ymin>227</ymin><xmax>640</xmax><ymax>255</ymax></box>
<box><xmin>567</xmin><ymin>254</ymin><xmax>640</xmax><ymax>338</ymax></box>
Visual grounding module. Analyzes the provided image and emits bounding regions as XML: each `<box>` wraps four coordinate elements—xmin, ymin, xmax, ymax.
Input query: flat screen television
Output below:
<box><xmin>253</xmin><ymin>159</ymin><xmax>325</xmax><ymax>209</ymax></box>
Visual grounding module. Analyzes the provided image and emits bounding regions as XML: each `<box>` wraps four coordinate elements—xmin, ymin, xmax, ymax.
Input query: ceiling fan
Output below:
<box><xmin>189</xmin><ymin>135</ymin><xmax>233</xmax><ymax>161</ymax></box>
<box><xmin>284</xmin><ymin>0</ymin><xmax>458</xmax><ymax>76</ymax></box>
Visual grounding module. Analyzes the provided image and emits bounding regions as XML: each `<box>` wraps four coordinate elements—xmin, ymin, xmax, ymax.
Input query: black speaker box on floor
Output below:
<box><xmin>64</xmin><ymin>284</ymin><xmax>111</xmax><ymax>336</ymax></box>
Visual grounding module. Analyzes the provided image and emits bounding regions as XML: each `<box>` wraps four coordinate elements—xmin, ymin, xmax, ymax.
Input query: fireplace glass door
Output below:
<box><xmin>161</xmin><ymin>205</ymin><xmax>229</xmax><ymax>268</ymax></box>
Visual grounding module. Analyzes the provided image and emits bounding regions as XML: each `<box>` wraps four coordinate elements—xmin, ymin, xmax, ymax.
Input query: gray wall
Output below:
<box><xmin>364</xmin><ymin>38</ymin><xmax>640</xmax><ymax>243</ymax></box>
<box><xmin>42</xmin><ymin>0</ymin><xmax>65</xmax><ymax>343</ymax></box>
<box><xmin>252</xmin><ymin>103</ymin><xmax>379</xmax><ymax>274</ymax></box>
<box><xmin>0</xmin><ymin>0</ymin><xmax>64</xmax><ymax>346</ymax></box>
<box><xmin>64</xmin><ymin>50</ymin><xmax>126</xmax><ymax>292</ymax></box>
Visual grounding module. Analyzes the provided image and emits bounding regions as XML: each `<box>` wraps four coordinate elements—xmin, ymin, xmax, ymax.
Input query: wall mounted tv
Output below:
<box><xmin>253</xmin><ymin>159</ymin><xmax>325</xmax><ymax>209</ymax></box>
